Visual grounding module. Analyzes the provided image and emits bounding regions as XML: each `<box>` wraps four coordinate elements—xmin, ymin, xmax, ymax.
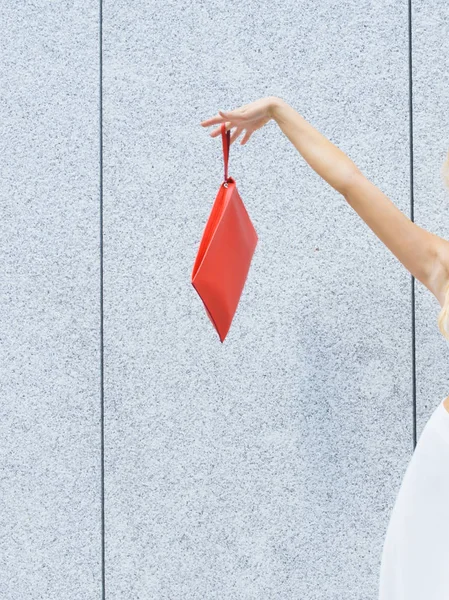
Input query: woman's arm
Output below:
<box><xmin>270</xmin><ymin>97</ymin><xmax>449</xmax><ymax>303</ymax></box>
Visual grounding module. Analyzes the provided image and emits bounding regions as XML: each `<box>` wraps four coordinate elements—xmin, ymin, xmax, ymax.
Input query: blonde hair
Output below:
<box><xmin>438</xmin><ymin>148</ymin><xmax>449</xmax><ymax>340</ymax></box>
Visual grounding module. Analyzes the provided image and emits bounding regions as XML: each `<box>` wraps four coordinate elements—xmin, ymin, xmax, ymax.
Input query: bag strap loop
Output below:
<box><xmin>221</xmin><ymin>123</ymin><xmax>230</xmax><ymax>183</ymax></box>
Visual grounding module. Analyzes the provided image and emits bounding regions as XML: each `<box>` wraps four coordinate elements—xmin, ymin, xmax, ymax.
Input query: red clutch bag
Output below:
<box><xmin>191</xmin><ymin>123</ymin><xmax>258</xmax><ymax>343</ymax></box>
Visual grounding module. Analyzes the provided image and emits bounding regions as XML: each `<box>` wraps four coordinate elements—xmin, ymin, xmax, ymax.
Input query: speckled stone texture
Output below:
<box><xmin>0</xmin><ymin>2</ymin><xmax>101</xmax><ymax>599</ymax></box>
<box><xmin>2</xmin><ymin>1</ymin><xmax>449</xmax><ymax>599</ymax></box>
<box><xmin>101</xmin><ymin>1</ymin><xmax>439</xmax><ymax>599</ymax></box>
<box><xmin>411</xmin><ymin>3</ymin><xmax>449</xmax><ymax>437</ymax></box>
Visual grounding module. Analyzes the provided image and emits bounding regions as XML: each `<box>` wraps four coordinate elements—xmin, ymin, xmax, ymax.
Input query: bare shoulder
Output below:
<box><xmin>443</xmin><ymin>395</ymin><xmax>449</xmax><ymax>414</ymax></box>
<box><xmin>426</xmin><ymin>234</ymin><xmax>449</xmax><ymax>308</ymax></box>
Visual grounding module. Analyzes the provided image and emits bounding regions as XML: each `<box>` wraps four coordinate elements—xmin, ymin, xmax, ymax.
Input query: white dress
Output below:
<box><xmin>378</xmin><ymin>393</ymin><xmax>449</xmax><ymax>598</ymax></box>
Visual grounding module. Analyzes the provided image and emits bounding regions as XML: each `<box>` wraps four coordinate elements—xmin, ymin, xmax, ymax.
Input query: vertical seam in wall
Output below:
<box><xmin>99</xmin><ymin>0</ymin><xmax>106</xmax><ymax>597</ymax></box>
<box><xmin>408</xmin><ymin>0</ymin><xmax>417</xmax><ymax>450</ymax></box>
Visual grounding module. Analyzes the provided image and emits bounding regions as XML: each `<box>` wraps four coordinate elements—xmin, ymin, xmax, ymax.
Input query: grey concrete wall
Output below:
<box><xmin>413</xmin><ymin>3</ymin><xmax>449</xmax><ymax>435</ymax></box>
<box><xmin>0</xmin><ymin>1</ymin><xmax>101</xmax><ymax>599</ymax></box>
<box><xmin>1</xmin><ymin>1</ymin><xmax>448</xmax><ymax>599</ymax></box>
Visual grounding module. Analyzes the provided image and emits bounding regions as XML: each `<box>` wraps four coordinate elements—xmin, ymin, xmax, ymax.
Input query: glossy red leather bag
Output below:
<box><xmin>191</xmin><ymin>123</ymin><xmax>258</xmax><ymax>343</ymax></box>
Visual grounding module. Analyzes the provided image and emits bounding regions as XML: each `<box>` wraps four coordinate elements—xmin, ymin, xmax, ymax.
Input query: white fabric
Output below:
<box><xmin>378</xmin><ymin>396</ymin><xmax>449</xmax><ymax>599</ymax></box>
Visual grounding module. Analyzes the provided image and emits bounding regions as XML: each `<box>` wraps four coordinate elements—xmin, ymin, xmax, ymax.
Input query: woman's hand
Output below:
<box><xmin>200</xmin><ymin>96</ymin><xmax>281</xmax><ymax>145</ymax></box>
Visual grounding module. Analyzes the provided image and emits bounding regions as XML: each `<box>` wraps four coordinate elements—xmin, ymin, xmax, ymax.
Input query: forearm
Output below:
<box><xmin>270</xmin><ymin>97</ymin><xmax>358</xmax><ymax>195</ymax></box>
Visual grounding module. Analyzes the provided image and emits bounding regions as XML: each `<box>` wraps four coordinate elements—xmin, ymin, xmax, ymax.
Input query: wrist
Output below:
<box><xmin>268</xmin><ymin>96</ymin><xmax>288</xmax><ymax>120</ymax></box>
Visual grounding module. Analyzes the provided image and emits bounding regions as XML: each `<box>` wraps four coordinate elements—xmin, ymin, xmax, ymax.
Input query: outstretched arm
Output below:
<box><xmin>271</xmin><ymin>97</ymin><xmax>449</xmax><ymax>307</ymax></box>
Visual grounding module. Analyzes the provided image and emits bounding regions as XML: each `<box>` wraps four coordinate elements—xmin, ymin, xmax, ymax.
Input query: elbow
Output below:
<box><xmin>339</xmin><ymin>167</ymin><xmax>362</xmax><ymax>197</ymax></box>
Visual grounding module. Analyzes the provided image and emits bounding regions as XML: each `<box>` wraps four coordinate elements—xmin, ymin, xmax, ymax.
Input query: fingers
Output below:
<box><xmin>206</xmin><ymin>123</ymin><xmax>253</xmax><ymax>145</ymax></box>
<box><xmin>200</xmin><ymin>109</ymin><xmax>253</xmax><ymax>145</ymax></box>
<box><xmin>200</xmin><ymin>108</ymin><xmax>245</xmax><ymax>127</ymax></box>
<box><xmin>240</xmin><ymin>130</ymin><xmax>252</xmax><ymax>145</ymax></box>
<box><xmin>229</xmin><ymin>127</ymin><xmax>243</xmax><ymax>145</ymax></box>
<box><xmin>209</xmin><ymin>121</ymin><xmax>232</xmax><ymax>137</ymax></box>
<box><xmin>218</xmin><ymin>109</ymin><xmax>244</xmax><ymax>121</ymax></box>
<box><xmin>200</xmin><ymin>113</ymin><xmax>226</xmax><ymax>127</ymax></box>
